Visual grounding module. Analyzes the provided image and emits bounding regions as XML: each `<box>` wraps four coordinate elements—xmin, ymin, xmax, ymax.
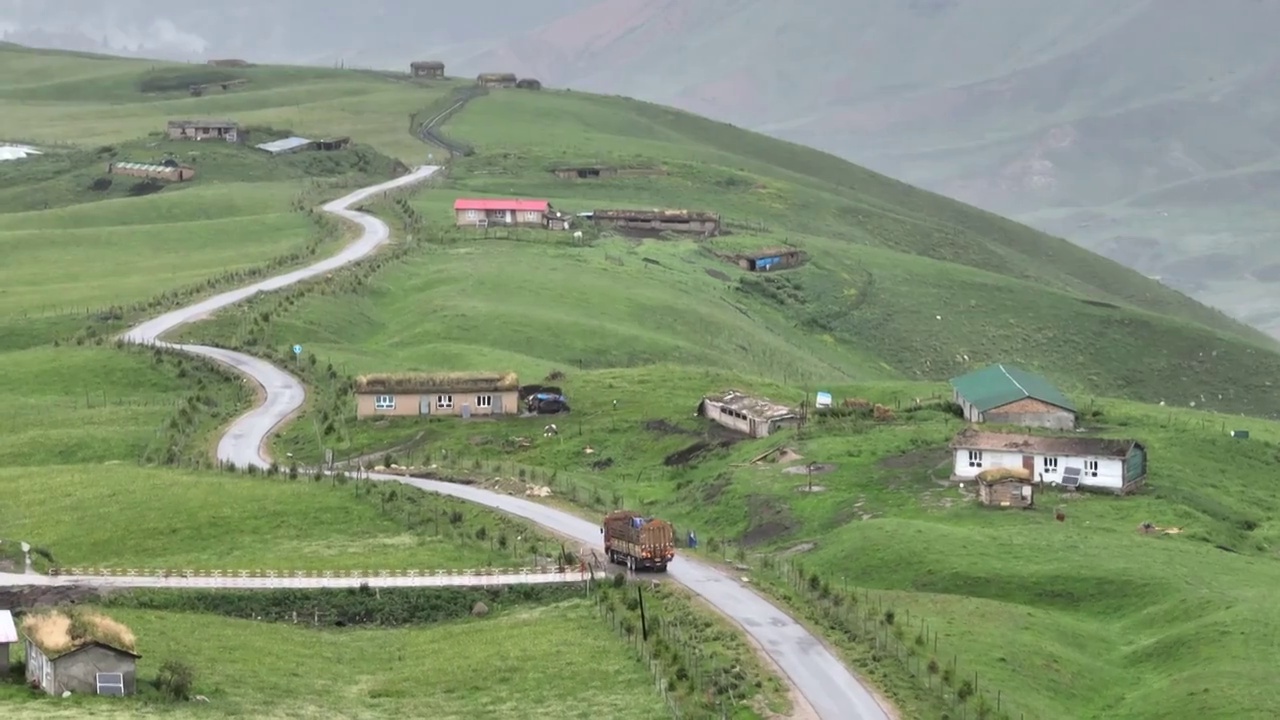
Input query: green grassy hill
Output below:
<box><xmin>8</xmin><ymin>42</ymin><xmax>1280</xmax><ymax>719</ymax></box>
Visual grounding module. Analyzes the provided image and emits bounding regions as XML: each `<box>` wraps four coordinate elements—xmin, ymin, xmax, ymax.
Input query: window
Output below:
<box><xmin>476</xmin><ymin>394</ymin><xmax>493</xmax><ymax>409</ymax></box>
<box><xmin>1084</xmin><ymin>459</ymin><xmax>1099</xmax><ymax>477</ymax></box>
<box><xmin>96</xmin><ymin>672</ymin><xmax>125</xmax><ymax>697</ymax></box>
<box><xmin>466</xmin><ymin>209</ymin><xmax>477</xmax><ymax>219</ymax></box>
<box><xmin>967</xmin><ymin>450</ymin><xmax>984</xmax><ymax>468</ymax></box>
<box><xmin>374</xmin><ymin>395</ymin><xmax>395</xmax><ymax>410</ymax></box>
<box><xmin>437</xmin><ymin>394</ymin><xmax>454</xmax><ymax>409</ymax></box>
<box><xmin>1043</xmin><ymin>456</ymin><xmax>1060</xmax><ymax>474</ymax></box>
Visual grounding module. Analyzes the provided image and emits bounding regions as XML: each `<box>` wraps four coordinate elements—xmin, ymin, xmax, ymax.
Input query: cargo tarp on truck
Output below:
<box><xmin>602</xmin><ymin>510</ymin><xmax>675</xmax><ymax>571</ymax></box>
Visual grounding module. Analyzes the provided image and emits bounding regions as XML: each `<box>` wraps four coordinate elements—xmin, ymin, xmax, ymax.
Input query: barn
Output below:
<box><xmin>950</xmin><ymin>364</ymin><xmax>1077</xmax><ymax>430</ymax></box>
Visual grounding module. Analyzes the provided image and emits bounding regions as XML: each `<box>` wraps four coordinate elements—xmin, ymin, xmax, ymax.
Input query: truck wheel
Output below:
<box><xmin>656</xmin><ymin>564</ymin><xmax>668</xmax><ymax>573</ymax></box>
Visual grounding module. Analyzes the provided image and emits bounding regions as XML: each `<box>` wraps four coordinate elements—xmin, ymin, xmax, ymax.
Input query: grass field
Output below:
<box><xmin>0</xmin><ymin>600</ymin><xmax>668</xmax><ymax>719</ymax></box>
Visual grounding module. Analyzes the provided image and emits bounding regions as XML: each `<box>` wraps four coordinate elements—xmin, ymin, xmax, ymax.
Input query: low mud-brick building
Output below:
<box><xmin>732</xmin><ymin>247</ymin><xmax>806</xmax><ymax>272</ymax></box>
<box><xmin>22</xmin><ymin>609</ymin><xmax>141</xmax><ymax>697</ymax></box>
<box><xmin>166</xmin><ymin>119</ymin><xmax>240</xmax><ymax>143</ymax></box>
<box><xmin>950</xmin><ymin>363</ymin><xmax>1077</xmax><ymax>430</ymax></box>
<box><xmin>698</xmin><ymin>390</ymin><xmax>799</xmax><ymax>438</ymax></box>
<box><xmin>974</xmin><ymin>467</ymin><xmax>1035</xmax><ymax>508</ymax></box>
<box><xmin>591</xmin><ymin>208</ymin><xmax>721</xmax><ymax>236</ymax></box>
<box><xmin>476</xmin><ymin>72</ymin><xmax>518</xmax><ymax>88</ymax></box>
<box><xmin>355</xmin><ymin>372</ymin><xmax>520</xmax><ymax>418</ymax></box>
<box><xmin>107</xmin><ymin>159</ymin><xmax>195</xmax><ymax>182</ymax></box>
<box><xmin>410</xmin><ymin>60</ymin><xmax>445</xmax><ymax>78</ymax></box>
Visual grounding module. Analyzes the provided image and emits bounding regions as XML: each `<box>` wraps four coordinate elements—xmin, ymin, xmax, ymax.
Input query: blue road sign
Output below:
<box><xmin>292</xmin><ymin>344</ymin><xmax>302</xmax><ymax>355</ymax></box>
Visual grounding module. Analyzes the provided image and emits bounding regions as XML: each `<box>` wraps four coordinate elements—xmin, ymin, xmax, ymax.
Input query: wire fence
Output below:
<box><xmin>761</xmin><ymin>556</ymin><xmax>1027</xmax><ymax>720</ymax></box>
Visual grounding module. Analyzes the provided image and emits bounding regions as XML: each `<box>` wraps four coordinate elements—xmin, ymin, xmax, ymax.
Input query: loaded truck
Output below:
<box><xmin>602</xmin><ymin>510</ymin><xmax>675</xmax><ymax>572</ymax></box>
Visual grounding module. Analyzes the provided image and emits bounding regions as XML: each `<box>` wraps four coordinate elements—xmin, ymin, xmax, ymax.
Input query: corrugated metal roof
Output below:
<box><xmin>115</xmin><ymin>162</ymin><xmax>169</xmax><ymax>172</ymax></box>
<box><xmin>950</xmin><ymin>364</ymin><xmax>1076</xmax><ymax>413</ymax></box>
<box><xmin>0</xmin><ymin>609</ymin><xmax>17</xmax><ymax>644</ymax></box>
<box><xmin>454</xmin><ymin>198</ymin><xmax>549</xmax><ymax>212</ymax></box>
<box><xmin>255</xmin><ymin>136</ymin><xmax>313</xmax><ymax>154</ymax></box>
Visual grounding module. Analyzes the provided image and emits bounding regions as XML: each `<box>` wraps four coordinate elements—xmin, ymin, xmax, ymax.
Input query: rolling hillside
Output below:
<box><xmin>8</xmin><ymin>43</ymin><xmax>1280</xmax><ymax>719</ymax></box>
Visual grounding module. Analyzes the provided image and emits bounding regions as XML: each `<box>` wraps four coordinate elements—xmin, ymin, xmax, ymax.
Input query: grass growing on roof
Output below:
<box><xmin>355</xmin><ymin>371</ymin><xmax>520</xmax><ymax>393</ymax></box>
<box><xmin>21</xmin><ymin>608</ymin><xmax>137</xmax><ymax>658</ymax></box>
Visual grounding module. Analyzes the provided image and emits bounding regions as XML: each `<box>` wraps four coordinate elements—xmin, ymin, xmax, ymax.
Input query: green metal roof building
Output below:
<box><xmin>950</xmin><ymin>364</ymin><xmax>1077</xmax><ymax>430</ymax></box>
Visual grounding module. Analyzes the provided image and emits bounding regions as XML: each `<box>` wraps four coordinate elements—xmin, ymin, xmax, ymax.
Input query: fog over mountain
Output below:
<box><xmin>5</xmin><ymin>0</ymin><xmax>1279</xmax><ymax>335</ymax></box>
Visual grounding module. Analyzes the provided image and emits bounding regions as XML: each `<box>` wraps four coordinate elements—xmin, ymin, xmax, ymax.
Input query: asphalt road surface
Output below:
<box><xmin>111</xmin><ymin>168</ymin><xmax>890</xmax><ymax>720</ymax></box>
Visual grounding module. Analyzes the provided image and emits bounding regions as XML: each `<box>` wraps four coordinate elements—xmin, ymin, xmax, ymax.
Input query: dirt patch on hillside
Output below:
<box><xmin>664</xmin><ymin>438</ymin><xmax>740</xmax><ymax>466</ymax></box>
<box><xmin>740</xmin><ymin>496</ymin><xmax>797</xmax><ymax>547</ymax></box>
<box><xmin>878</xmin><ymin>447</ymin><xmax>949</xmax><ymax>470</ymax></box>
<box><xmin>705</xmin><ymin>268</ymin><xmax>731</xmax><ymax>282</ymax></box>
<box><xmin>644</xmin><ymin>419</ymin><xmax>694</xmax><ymax>436</ymax></box>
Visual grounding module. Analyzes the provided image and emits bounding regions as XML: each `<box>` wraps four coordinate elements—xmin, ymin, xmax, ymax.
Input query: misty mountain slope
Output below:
<box><xmin>459</xmin><ymin>0</ymin><xmax>1280</xmax><ymax>337</ymax></box>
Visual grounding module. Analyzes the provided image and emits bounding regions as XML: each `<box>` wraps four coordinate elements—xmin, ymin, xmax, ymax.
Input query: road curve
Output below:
<box><xmin>113</xmin><ymin>170</ymin><xmax>890</xmax><ymax>720</ymax></box>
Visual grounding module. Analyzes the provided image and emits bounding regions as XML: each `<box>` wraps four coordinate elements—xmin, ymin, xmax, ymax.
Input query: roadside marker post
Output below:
<box><xmin>293</xmin><ymin>344</ymin><xmax>302</xmax><ymax>366</ymax></box>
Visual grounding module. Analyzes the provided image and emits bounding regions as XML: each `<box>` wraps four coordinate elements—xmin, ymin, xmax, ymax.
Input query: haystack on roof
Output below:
<box><xmin>477</xmin><ymin>72</ymin><xmax>517</xmax><ymax>81</ymax></box>
<box><xmin>976</xmin><ymin>466</ymin><xmax>1033</xmax><ymax>484</ymax></box>
<box><xmin>411</xmin><ymin>60</ymin><xmax>445</xmax><ymax>69</ymax></box>
<box><xmin>21</xmin><ymin>608</ymin><xmax>140</xmax><ymax>659</ymax></box>
<box><xmin>355</xmin><ymin>372</ymin><xmax>519</xmax><ymax>394</ymax></box>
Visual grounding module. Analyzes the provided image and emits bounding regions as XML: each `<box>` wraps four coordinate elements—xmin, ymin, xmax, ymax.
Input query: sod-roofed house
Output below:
<box><xmin>950</xmin><ymin>428</ymin><xmax>1148</xmax><ymax>495</ymax></box>
<box><xmin>355</xmin><ymin>372</ymin><xmax>520</xmax><ymax>419</ymax></box>
<box><xmin>410</xmin><ymin>60</ymin><xmax>445</xmax><ymax>78</ymax></box>
<box><xmin>22</xmin><ymin>609</ymin><xmax>140</xmax><ymax>696</ymax></box>
<box><xmin>698</xmin><ymin>390</ymin><xmax>799</xmax><ymax>438</ymax></box>
<box><xmin>950</xmin><ymin>364</ymin><xmax>1077</xmax><ymax>430</ymax></box>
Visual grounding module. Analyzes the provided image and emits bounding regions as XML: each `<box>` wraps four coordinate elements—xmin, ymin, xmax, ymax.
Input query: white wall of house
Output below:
<box><xmin>952</xmin><ymin>449</ymin><xmax>1124</xmax><ymax>491</ymax></box>
<box><xmin>704</xmin><ymin>400</ymin><xmax>753</xmax><ymax>436</ymax></box>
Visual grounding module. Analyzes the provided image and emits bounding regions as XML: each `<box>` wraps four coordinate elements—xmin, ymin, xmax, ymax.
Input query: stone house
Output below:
<box><xmin>591</xmin><ymin>208</ymin><xmax>721</xmax><ymax>236</ymax></box>
<box><xmin>166</xmin><ymin>119</ymin><xmax>240</xmax><ymax>143</ymax></box>
<box><xmin>950</xmin><ymin>364</ymin><xmax>1077</xmax><ymax>430</ymax></box>
<box><xmin>698</xmin><ymin>390</ymin><xmax>799</xmax><ymax>438</ymax></box>
<box><xmin>410</xmin><ymin>60</ymin><xmax>445</xmax><ymax>78</ymax></box>
<box><xmin>355</xmin><ymin>372</ymin><xmax>520</xmax><ymax>419</ymax></box>
<box><xmin>476</xmin><ymin>73</ymin><xmax>517</xmax><ymax>88</ymax></box>
<box><xmin>21</xmin><ymin>609</ymin><xmax>140</xmax><ymax>697</ymax></box>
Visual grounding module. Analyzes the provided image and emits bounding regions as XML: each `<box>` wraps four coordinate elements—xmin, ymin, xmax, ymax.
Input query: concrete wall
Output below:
<box><xmin>454</xmin><ymin>209</ymin><xmax>545</xmax><ymax>227</ymax></box>
<box><xmin>49</xmin><ymin>645</ymin><xmax>137</xmax><ymax>696</ymax></box>
<box><xmin>356</xmin><ymin>391</ymin><xmax>518</xmax><ymax>419</ymax></box>
<box><xmin>953</xmin><ymin>450</ymin><xmax>1124</xmax><ymax>492</ymax></box>
<box><xmin>107</xmin><ymin>163</ymin><xmax>193</xmax><ymax>182</ymax></box>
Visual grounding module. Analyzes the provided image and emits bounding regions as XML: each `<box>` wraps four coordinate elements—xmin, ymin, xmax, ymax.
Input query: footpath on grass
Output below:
<box><xmin>108</xmin><ymin>163</ymin><xmax>892</xmax><ymax>719</ymax></box>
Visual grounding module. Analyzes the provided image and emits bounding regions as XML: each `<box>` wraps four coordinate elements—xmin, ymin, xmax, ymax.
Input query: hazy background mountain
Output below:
<box><xmin>5</xmin><ymin>0</ymin><xmax>1279</xmax><ymax>335</ymax></box>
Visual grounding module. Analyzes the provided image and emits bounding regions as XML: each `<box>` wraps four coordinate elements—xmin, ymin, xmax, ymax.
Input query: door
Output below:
<box><xmin>1022</xmin><ymin>455</ymin><xmax>1034</xmax><ymax>473</ymax></box>
<box><xmin>419</xmin><ymin>396</ymin><xmax>431</xmax><ymax>415</ymax></box>
<box><xmin>461</xmin><ymin>403</ymin><xmax>472</xmax><ymax>419</ymax></box>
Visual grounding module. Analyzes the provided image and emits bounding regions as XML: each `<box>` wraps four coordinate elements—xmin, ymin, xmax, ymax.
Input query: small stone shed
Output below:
<box><xmin>410</xmin><ymin>60</ymin><xmax>445</xmax><ymax>78</ymax></box>
<box><xmin>974</xmin><ymin>467</ymin><xmax>1035</xmax><ymax>508</ymax></box>
<box><xmin>21</xmin><ymin>609</ymin><xmax>141</xmax><ymax>697</ymax></box>
<box><xmin>516</xmin><ymin>78</ymin><xmax>542</xmax><ymax>90</ymax></box>
<box><xmin>731</xmin><ymin>247</ymin><xmax>806</xmax><ymax>272</ymax></box>
<box><xmin>107</xmin><ymin>160</ymin><xmax>195</xmax><ymax>182</ymax></box>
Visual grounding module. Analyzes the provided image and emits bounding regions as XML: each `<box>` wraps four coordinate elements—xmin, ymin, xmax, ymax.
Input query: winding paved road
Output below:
<box><xmin>111</xmin><ymin>169</ymin><xmax>890</xmax><ymax>720</ymax></box>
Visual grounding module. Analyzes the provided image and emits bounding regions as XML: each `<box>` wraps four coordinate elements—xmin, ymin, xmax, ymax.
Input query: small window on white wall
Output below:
<box><xmin>437</xmin><ymin>394</ymin><xmax>454</xmax><ymax>409</ymax></box>
<box><xmin>1043</xmin><ymin>456</ymin><xmax>1060</xmax><ymax>474</ymax></box>
<box><xmin>374</xmin><ymin>395</ymin><xmax>395</xmax><ymax>410</ymax></box>
<box><xmin>476</xmin><ymin>394</ymin><xmax>493</xmax><ymax>408</ymax></box>
<box><xmin>1084</xmin><ymin>459</ymin><xmax>1099</xmax><ymax>477</ymax></box>
<box><xmin>967</xmin><ymin>450</ymin><xmax>983</xmax><ymax>468</ymax></box>
<box><xmin>96</xmin><ymin>672</ymin><xmax>125</xmax><ymax>696</ymax></box>
<box><xmin>466</xmin><ymin>209</ymin><xmax>477</xmax><ymax>219</ymax></box>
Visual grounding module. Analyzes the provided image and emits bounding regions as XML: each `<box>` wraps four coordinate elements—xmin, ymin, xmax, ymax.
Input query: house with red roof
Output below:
<box><xmin>453</xmin><ymin>198</ymin><xmax>553</xmax><ymax>228</ymax></box>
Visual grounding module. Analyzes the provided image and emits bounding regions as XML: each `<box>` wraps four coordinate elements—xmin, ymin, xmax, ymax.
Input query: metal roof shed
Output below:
<box><xmin>949</xmin><ymin>364</ymin><xmax>1076</xmax><ymax>413</ymax></box>
<box><xmin>255</xmin><ymin>136</ymin><xmax>313</xmax><ymax>155</ymax></box>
